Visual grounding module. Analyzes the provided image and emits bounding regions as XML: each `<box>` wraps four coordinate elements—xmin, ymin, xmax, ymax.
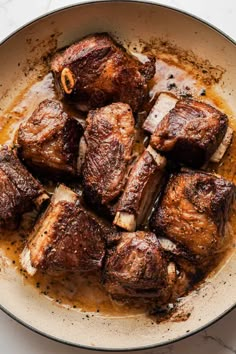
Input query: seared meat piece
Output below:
<box><xmin>82</xmin><ymin>103</ymin><xmax>135</xmax><ymax>209</ymax></box>
<box><xmin>150</xmin><ymin>99</ymin><xmax>228</xmax><ymax>167</ymax></box>
<box><xmin>51</xmin><ymin>33</ymin><xmax>155</xmax><ymax>112</ymax></box>
<box><xmin>0</xmin><ymin>146</ymin><xmax>48</xmax><ymax>229</ymax></box>
<box><xmin>151</xmin><ymin>169</ymin><xmax>235</xmax><ymax>263</ymax></box>
<box><xmin>114</xmin><ymin>146</ymin><xmax>166</xmax><ymax>231</ymax></box>
<box><xmin>103</xmin><ymin>231</ymin><xmax>175</xmax><ymax>301</ymax></box>
<box><xmin>17</xmin><ymin>99</ymin><xmax>82</xmax><ymax>177</ymax></box>
<box><xmin>21</xmin><ymin>184</ymin><xmax>110</xmax><ymax>276</ymax></box>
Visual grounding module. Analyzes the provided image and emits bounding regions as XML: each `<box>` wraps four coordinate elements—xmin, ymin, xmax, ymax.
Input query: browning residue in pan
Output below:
<box><xmin>0</xmin><ymin>37</ymin><xmax>235</xmax><ymax>319</ymax></box>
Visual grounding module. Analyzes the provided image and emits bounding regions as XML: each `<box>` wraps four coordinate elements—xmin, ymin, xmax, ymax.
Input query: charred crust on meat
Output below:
<box><xmin>51</xmin><ymin>33</ymin><xmax>155</xmax><ymax>112</ymax></box>
<box><xmin>20</xmin><ymin>185</ymin><xmax>116</xmax><ymax>275</ymax></box>
<box><xmin>82</xmin><ymin>102</ymin><xmax>135</xmax><ymax>211</ymax></box>
<box><xmin>150</xmin><ymin>169</ymin><xmax>235</xmax><ymax>265</ymax></box>
<box><xmin>0</xmin><ymin>145</ymin><xmax>48</xmax><ymax>229</ymax></box>
<box><xmin>103</xmin><ymin>231</ymin><xmax>172</xmax><ymax>302</ymax></box>
<box><xmin>17</xmin><ymin>99</ymin><xmax>83</xmax><ymax>178</ymax></box>
<box><xmin>114</xmin><ymin>147</ymin><xmax>166</xmax><ymax>231</ymax></box>
<box><xmin>150</xmin><ymin>99</ymin><xmax>228</xmax><ymax>167</ymax></box>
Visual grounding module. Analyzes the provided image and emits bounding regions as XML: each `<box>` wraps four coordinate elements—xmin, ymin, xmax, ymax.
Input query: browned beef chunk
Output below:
<box><xmin>150</xmin><ymin>99</ymin><xmax>228</xmax><ymax>167</ymax></box>
<box><xmin>150</xmin><ymin>169</ymin><xmax>235</xmax><ymax>264</ymax></box>
<box><xmin>103</xmin><ymin>231</ymin><xmax>175</xmax><ymax>302</ymax></box>
<box><xmin>21</xmin><ymin>185</ymin><xmax>112</xmax><ymax>275</ymax></box>
<box><xmin>82</xmin><ymin>103</ymin><xmax>135</xmax><ymax>210</ymax></box>
<box><xmin>17</xmin><ymin>99</ymin><xmax>82</xmax><ymax>177</ymax></box>
<box><xmin>114</xmin><ymin>146</ymin><xmax>166</xmax><ymax>231</ymax></box>
<box><xmin>0</xmin><ymin>146</ymin><xmax>48</xmax><ymax>229</ymax></box>
<box><xmin>51</xmin><ymin>33</ymin><xmax>155</xmax><ymax>112</ymax></box>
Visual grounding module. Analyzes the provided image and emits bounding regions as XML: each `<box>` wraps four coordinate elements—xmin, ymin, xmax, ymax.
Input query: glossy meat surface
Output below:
<box><xmin>104</xmin><ymin>231</ymin><xmax>172</xmax><ymax>300</ymax></box>
<box><xmin>150</xmin><ymin>99</ymin><xmax>228</xmax><ymax>167</ymax></box>
<box><xmin>82</xmin><ymin>103</ymin><xmax>135</xmax><ymax>208</ymax></box>
<box><xmin>0</xmin><ymin>146</ymin><xmax>47</xmax><ymax>229</ymax></box>
<box><xmin>17</xmin><ymin>99</ymin><xmax>82</xmax><ymax>177</ymax></box>
<box><xmin>51</xmin><ymin>33</ymin><xmax>155</xmax><ymax>112</ymax></box>
<box><xmin>151</xmin><ymin>169</ymin><xmax>235</xmax><ymax>262</ymax></box>
<box><xmin>21</xmin><ymin>185</ymin><xmax>109</xmax><ymax>275</ymax></box>
<box><xmin>114</xmin><ymin>146</ymin><xmax>166</xmax><ymax>231</ymax></box>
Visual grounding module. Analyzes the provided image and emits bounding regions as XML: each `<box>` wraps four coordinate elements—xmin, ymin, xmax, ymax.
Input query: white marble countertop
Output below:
<box><xmin>0</xmin><ymin>0</ymin><xmax>235</xmax><ymax>353</ymax></box>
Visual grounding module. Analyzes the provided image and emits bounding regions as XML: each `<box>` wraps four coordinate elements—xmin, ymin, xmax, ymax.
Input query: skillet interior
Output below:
<box><xmin>0</xmin><ymin>1</ymin><xmax>235</xmax><ymax>350</ymax></box>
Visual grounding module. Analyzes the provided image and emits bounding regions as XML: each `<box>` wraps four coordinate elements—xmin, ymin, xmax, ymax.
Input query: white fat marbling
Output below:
<box><xmin>0</xmin><ymin>0</ymin><xmax>235</xmax><ymax>353</ymax></box>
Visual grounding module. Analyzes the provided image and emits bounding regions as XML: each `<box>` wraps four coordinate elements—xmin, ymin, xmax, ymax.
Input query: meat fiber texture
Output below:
<box><xmin>114</xmin><ymin>146</ymin><xmax>166</xmax><ymax>231</ymax></box>
<box><xmin>104</xmin><ymin>231</ymin><xmax>171</xmax><ymax>300</ymax></box>
<box><xmin>21</xmin><ymin>185</ymin><xmax>113</xmax><ymax>275</ymax></box>
<box><xmin>150</xmin><ymin>99</ymin><xmax>228</xmax><ymax>167</ymax></box>
<box><xmin>151</xmin><ymin>169</ymin><xmax>235</xmax><ymax>264</ymax></box>
<box><xmin>0</xmin><ymin>145</ymin><xmax>48</xmax><ymax>229</ymax></box>
<box><xmin>17</xmin><ymin>99</ymin><xmax>82</xmax><ymax>178</ymax></box>
<box><xmin>51</xmin><ymin>33</ymin><xmax>155</xmax><ymax>112</ymax></box>
<box><xmin>82</xmin><ymin>102</ymin><xmax>135</xmax><ymax>210</ymax></box>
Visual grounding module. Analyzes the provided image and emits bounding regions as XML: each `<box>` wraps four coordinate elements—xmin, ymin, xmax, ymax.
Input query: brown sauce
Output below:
<box><xmin>0</xmin><ymin>44</ymin><xmax>236</xmax><ymax>317</ymax></box>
